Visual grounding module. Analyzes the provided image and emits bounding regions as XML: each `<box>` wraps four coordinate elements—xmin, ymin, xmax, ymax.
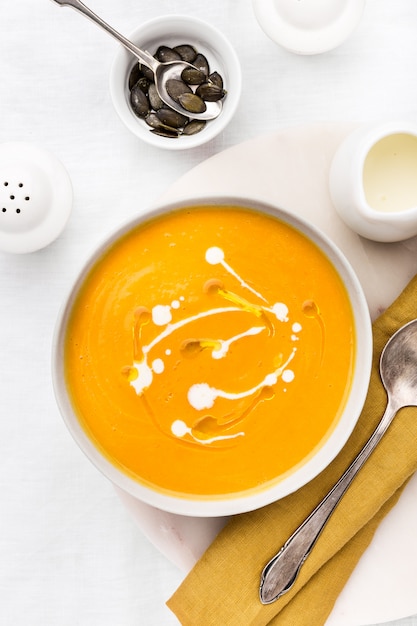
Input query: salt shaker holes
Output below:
<box><xmin>0</xmin><ymin>180</ymin><xmax>31</xmax><ymax>215</ymax></box>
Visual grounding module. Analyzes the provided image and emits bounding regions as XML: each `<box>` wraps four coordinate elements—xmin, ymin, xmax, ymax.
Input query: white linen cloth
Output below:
<box><xmin>1</xmin><ymin>1</ymin><xmax>417</xmax><ymax>624</ymax></box>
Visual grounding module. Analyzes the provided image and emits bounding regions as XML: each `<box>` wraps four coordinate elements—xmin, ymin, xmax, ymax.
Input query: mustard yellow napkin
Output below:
<box><xmin>167</xmin><ymin>274</ymin><xmax>417</xmax><ymax>626</ymax></box>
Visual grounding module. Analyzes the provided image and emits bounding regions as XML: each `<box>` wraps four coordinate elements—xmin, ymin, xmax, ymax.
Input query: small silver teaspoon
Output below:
<box><xmin>52</xmin><ymin>0</ymin><xmax>222</xmax><ymax>121</ymax></box>
<box><xmin>259</xmin><ymin>318</ymin><xmax>417</xmax><ymax>604</ymax></box>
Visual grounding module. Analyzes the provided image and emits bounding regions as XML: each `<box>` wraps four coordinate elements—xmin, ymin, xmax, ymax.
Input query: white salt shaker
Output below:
<box><xmin>329</xmin><ymin>121</ymin><xmax>417</xmax><ymax>242</ymax></box>
<box><xmin>0</xmin><ymin>142</ymin><xmax>72</xmax><ymax>253</ymax></box>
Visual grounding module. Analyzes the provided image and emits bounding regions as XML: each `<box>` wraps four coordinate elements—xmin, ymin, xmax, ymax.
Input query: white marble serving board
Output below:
<box><xmin>117</xmin><ymin>123</ymin><xmax>417</xmax><ymax>625</ymax></box>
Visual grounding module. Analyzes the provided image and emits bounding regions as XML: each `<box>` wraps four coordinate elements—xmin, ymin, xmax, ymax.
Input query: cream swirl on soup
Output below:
<box><xmin>125</xmin><ymin>246</ymin><xmax>307</xmax><ymax>447</ymax></box>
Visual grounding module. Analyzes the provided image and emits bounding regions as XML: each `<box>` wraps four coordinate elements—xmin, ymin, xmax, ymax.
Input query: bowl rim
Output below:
<box><xmin>109</xmin><ymin>15</ymin><xmax>242</xmax><ymax>150</ymax></box>
<box><xmin>52</xmin><ymin>195</ymin><xmax>373</xmax><ymax>517</ymax></box>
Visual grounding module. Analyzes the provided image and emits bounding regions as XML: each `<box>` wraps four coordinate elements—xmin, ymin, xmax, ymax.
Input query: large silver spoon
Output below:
<box><xmin>259</xmin><ymin>318</ymin><xmax>417</xmax><ymax>604</ymax></box>
<box><xmin>52</xmin><ymin>0</ymin><xmax>222</xmax><ymax>121</ymax></box>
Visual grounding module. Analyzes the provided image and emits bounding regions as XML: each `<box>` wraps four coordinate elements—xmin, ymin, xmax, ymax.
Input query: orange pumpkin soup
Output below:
<box><xmin>64</xmin><ymin>205</ymin><xmax>355</xmax><ymax>497</ymax></box>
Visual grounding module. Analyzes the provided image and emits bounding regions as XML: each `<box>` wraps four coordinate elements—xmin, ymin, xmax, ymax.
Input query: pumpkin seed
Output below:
<box><xmin>173</xmin><ymin>44</ymin><xmax>198</xmax><ymax>63</ymax></box>
<box><xmin>181</xmin><ymin>119</ymin><xmax>206</xmax><ymax>135</ymax></box>
<box><xmin>166</xmin><ymin>78</ymin><xmax>192</xmax><ymax>103</ymax></box>
<box><xmin>209</xmin><ymin>71</ymin><xmax>223</xmax><ymax>89</ymax></box>
<box><xmin>157</xmin><ymin>107</ymin><xmax>189</xmax><ymax>129</ymax></box>
<box><xmin>138</xmin><ymin>62</ymin><xmax>154</xmax><ymax>82</ymax></box>
<box><xmin>134</xmin><ymin>76</ymin><xmax>151</xmax><ymax>95</ymax></box>
<box><xmin>178</xmin><ymin>92</ymin><xmax>207</xmax><ymax>114</ymax></box>
<box><xmin>155</xmin><ymin>45</ymin><xmax>182</xmax><ymax>63</ymax></box>
<box><xmin>130</xmin><ymin>84</ymin><xmax>150</xmax><ymax>118</ymax></box>
<box><xmin>144</xmin><ymin>112</ymin><xmax>163</xmax><ymax>129</ymax></box>
<box><xmin>150</xmin><ymin>127</ymin><xmax>180</xmax><ymax>138</ymax></box>
<box><xmin>196</xmin><ymin>82</ymin><xmax>226</xmax><ymax>102</ymax></box>
<box><xmin>128</xmin><ymin>63</ymin><xmax>142</xmax><ymax>90</ymax></box>
<box><xmin>145</xmin><ymin>113</ymin><xmax>178</xmax><ymax>135</ymax></box>
<box><xmin>193</xmin><ymin>53</ymin><xmax>210</xmax><ymax>76</ymax></box>
<box><xmin>148</xmin><ymin>83</ymin><xmax>164</xmax><ymax>110</ymax></box>
<box><xmin>181</xmin><ymin>67</ymin><xmax>207</xmax><ymax>86</ymax></box>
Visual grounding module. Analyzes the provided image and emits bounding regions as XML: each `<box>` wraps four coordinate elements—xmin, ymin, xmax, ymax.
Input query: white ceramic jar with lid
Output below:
<box><xmin>329</xmin><ymin>121</ymin><xmax>417</xmax><ymax>242</ymax></box>
<box><xmin>252</xmin><ymin>0</ymin><xmax>366</xmax><ymax>55</ymax></box>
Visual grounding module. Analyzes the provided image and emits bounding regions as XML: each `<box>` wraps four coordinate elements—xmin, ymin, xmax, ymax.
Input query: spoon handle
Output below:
<box><xmin>259</xmin><ymin>399</ymin><xmax>398</xmax><ymax>604</ymax></box>
<box><xmin>51</xmin><ymin>0</ymin><xmax>157</xmax><ymax>71</ymax></box>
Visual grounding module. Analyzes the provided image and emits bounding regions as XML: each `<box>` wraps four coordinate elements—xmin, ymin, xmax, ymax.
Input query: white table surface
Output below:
<box><xmin>1</xmin><ymin>1</ymin><xmax>417</xmax><ymax>625</ymax></box>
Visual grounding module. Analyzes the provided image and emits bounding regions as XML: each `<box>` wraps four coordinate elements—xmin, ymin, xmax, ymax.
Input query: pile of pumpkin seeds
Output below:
<box><xmin>128</xmin><ymin>44</ymin><xmax>226</xmax><ymax>138</ymax></box>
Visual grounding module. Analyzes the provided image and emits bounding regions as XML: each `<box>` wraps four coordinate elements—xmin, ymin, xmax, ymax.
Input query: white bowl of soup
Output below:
<box><xmin>52</xmin><ymin>197</ymin><xmax>372</xmax><ymax>517</ymax></box>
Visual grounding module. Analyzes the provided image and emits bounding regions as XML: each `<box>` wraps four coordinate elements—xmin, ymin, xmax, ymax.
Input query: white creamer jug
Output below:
<box><xmin>329</xmin><ymin>121</ymin><xmax>417</xmax><ymax>242</ymax></box>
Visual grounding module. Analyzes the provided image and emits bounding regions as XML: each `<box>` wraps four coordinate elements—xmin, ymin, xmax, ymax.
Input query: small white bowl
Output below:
<box><xmin>252</xmin><ymin>0</ymin><xmax>365</xmax><ymax>55</ymax></box>
<box><xmin>52</xmin><ymin>195</ymin><xmax>372</xmax><ymax>517</ymax></box>
<box><xmin>109</xmin><ymin>15</ymin><xmax>241</xmax><ymax>150</ymax></box>
<box><xmin>329</xmin><ymin>121</ymin><xmax>417</xmax><ymax>242</ymax></box>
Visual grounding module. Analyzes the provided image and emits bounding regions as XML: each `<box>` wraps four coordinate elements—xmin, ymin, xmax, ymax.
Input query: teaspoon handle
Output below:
<box><xmin>51</xmin><ymin>0</ymin><xmax>157</xmax><ymax>71</ymax></box>
<box><xmin>259</xmin><ymin>399</ymin><xmax>398</xmax><ymax>604</ymax></box>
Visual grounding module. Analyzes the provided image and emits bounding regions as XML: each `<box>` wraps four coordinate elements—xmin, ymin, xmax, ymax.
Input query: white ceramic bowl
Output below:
<box><xmin>109</xmin><ymin>16</ymin><xmax>241</xmax><ymax>150</ymax></box>
<box><xmin>329</xmin><ymin>121</ymin><xmax>417</xmax><ymax>242</ymax></box>
<box><xmin>52</xmin><ymin>196</ymin><xmax>372</xmax><ymax>517</ymax></box>
<box><xmin>252</xmin><ymin>0</ymin><xmax>365</xmax><ymax>55</ymax></box>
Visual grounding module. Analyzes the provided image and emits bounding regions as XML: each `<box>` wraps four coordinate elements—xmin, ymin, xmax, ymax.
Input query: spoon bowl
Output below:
<box><xmin>260</xmin><ymin>318</ymin><xmax>417</xmax><ymax>604</ymax></box>
<box><xmin>149</xmin><ymin>59</ymin><xmax>222</xmax><ymax>122</ymax></box>
<box><xmin>380</xmin><ymin>320</ymin><xmax>417</xmax><ymax>407</ymax></box>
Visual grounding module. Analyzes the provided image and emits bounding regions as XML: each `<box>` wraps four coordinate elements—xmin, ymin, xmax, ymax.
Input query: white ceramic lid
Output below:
<box><xmin>252</xmin><ymin>0</ymin><xmax>366</xmax><ymax>55</ymax></box>
<box><xmin>0</xmin><ymin>142</ymin><xmax>72</xmax><ymax>253</ymax></box>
